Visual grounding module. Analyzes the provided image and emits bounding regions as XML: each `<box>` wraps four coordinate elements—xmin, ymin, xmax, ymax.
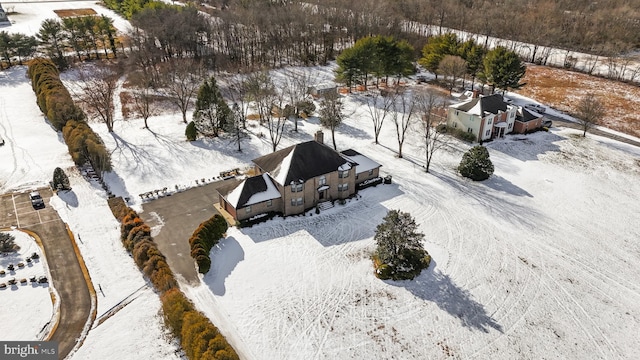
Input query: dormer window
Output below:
<box><xmin>318</xmin><ymin>175</ymin><xmax>326</xmax><ymax>186</ymax></box>
<box><xmin>339</xmin><ymin>169</ymin><xmax>349</xmax><ymax>178</ymax></box>
<box><xmin>291</xmin><ymin>183</ymin><xmax>303</xmax><ymax>192</ymax></box>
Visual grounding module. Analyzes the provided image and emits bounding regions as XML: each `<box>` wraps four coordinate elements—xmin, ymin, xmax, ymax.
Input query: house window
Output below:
<box><xmin>245</xmin><ymin>206</ymin><xmax>251</xmax><ymax>213</ymax></box>
<box><xmin>455</xmin><ymin>110</ymin><xmax>459</xmax><ymax>116</ymax></box>
<box><xmin>508</xmin><ymin>123</ymin><xmax>513</xmax><ymax>129</ymax></box>
<box><xmin>291</xmin><ymin>183</ymin><xmax>303</xmax><ymax>192</ymax></box>
<box><xmin>339</xmin><ymin>169</ymin><xmax>349</xmax><ymax>178</ymax></box>
<box><xmin>453</xmin><ymin>122</ymin><xmax>457</xmax><ymax>128</ymax></box>
<box><xmin>318</xmin><ymin>175</ymin><xmax>326</xmax><ymax>186</ymax></box>
<box><xmin>266</xmin><ymin>199</ymin><xmax>273</xmax><ymax>207</ymax></box>
<box><xmin>487</xmin><ymin>118</ymin><xmax>492</xmax><ymax>125</ymax></box>
<box><xmin>485</xmin><ymin>130</ymin><xmax>490</xmax><ymax>136</ymax></box>
<box><xmin>338</xmin><ymin>183</ymin><xmax>349</xmax><ymax>192</ymax></box>
<box><xmin>368</xmin><ymin>169</ymin><xmax>374</xmax><ymax>176</ymax></box>
<box><xmin>291</xmin><ymin>197</ymin><xmax>303</xmax><ymax>206</ymax></box>
<box><xmin>467</xmin><ymin>127</ymin><xmax>473</xmax><ymax>133</ymax></box>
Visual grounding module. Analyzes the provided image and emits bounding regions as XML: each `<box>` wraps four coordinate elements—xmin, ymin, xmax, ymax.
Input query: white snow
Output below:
<box><xmin>272</xmin><ymin>149</ymin><xmax>295</xmax><ymax>186</ymax></box>
<box><xmin>337</xmin><ymin>162</ymin><xmax>351</xmax><ymax>171</ymax></box>
<box><xmin>1</xmin><ymin>14</ymin><xmax>640</xmax><ymax>360</ymax></box>
<box><xmin>342</xmin><ymin>154</ymin><xmax>380</xmax><ymax>174</ymax></box>
<box><xmin>227</xmin><ymin>173</ymin><xmax>281</xmax><ymax>208</ymax></box>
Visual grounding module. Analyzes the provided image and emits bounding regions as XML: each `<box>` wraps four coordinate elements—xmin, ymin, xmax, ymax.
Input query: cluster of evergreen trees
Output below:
<box><xmin>102</xmin><ymin>0</ymin><xmax>170</xmax><ymax>19</ymax></box>
<box><xmin>336</xmin><ymin>35</ymin><xmax>415</xmax><ymax>91</ymax></box>
<box><xmin>189</xmin><ymin>215</ymin><xmax>228</xmax><ymax>274</ymax></box>
<box><xmin>27</xmin><ymin>58</ymin><xmax>112</xmax><ymax>172</ymax></box>
<box><xmin>0</xmin><ymin>32</ymin><xmax>37</xmax><ymax>68</ymax></box>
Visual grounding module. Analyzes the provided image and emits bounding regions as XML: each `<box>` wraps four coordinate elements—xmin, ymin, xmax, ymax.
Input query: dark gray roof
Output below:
<box><xmin>456</xmin><ymin>94</ymin><xmax>508</xmax><ymax>115</ymax></box>
<box><xmin>516</xmin><ymin>107</ymin><xmax>543</xmax><ymax>122</ymax></box>
<box><xmin>253</xmin><ymin>141</ymin><xmax>352</xmax><ymax>185</ymax></box>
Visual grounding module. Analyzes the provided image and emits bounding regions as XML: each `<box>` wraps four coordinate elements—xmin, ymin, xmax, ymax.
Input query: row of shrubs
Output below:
<box><xmin>27</xmin><ymin>58</ymin><xmax>112</xmax><ymax>172</ymax></box>
<box><xmin>189</xmin><ymin>215</ymin><xmax>228</xmax><ymax>274</ymax></box>
<box><xmin>108</xmin><ymin>198</ymin><xmax>238</xmax><ymax>360</ymax></box>
<box><xmin>436</xmin><ymin>124</ymin><xmax>477</xmax><ymax>143</ymax></box>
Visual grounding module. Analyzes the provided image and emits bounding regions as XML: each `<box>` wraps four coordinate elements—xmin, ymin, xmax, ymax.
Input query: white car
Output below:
<box><xmin>524</xmin><ymin>103</ymin><xmax>546</xmax><ymax>114</ymax></box>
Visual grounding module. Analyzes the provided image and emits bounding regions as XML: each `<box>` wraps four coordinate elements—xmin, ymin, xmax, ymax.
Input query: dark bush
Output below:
<box><xmin>458</xmin><ymin>145</ymin><xmax>494</xmax><ymax>181</ymax></box>
<box><xmin>188</xmin><ymin>215</ymin><xmax>228</xmax><ymax>274</ymax></box>
<box><xmin>185</xmin><ymin>121</ymin><xmax>197</xmax><ymax>141</ymax></box>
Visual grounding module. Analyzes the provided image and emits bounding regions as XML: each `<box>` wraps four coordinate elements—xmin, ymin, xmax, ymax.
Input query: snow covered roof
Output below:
<box><xmin>451</xmin><ymin>94</ymin><xmax>510</xmax><ymax>117</ymax></box>
<box><xmin>224</xmin><ymin>173</ymin><xmax>281</xmax><ymax>208</ymax></box>
<box><xmin>340</xmin><ymin>149</ymin><xmax>382</xmax><ymax>174</ymax></box>
<box><xmin>516</xmin><ymin>106</ymin><xmax>544</xmax><ymax>122</ymax></box>
<box><xmin>253</xmin><ymin>140</ymin><xmax>354</xmax><ymax>185</ymax></box>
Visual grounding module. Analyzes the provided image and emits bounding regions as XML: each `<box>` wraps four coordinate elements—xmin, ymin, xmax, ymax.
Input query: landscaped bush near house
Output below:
<box><xmin>458</xmin><ymin>145</ymin><xmax>494</xmax><ymax>181</ymax></box>
<box><xmin>437</xmin><ymin>124</ymin><xmax>476</xmax><ymax>143</ymax></box>
<box><xmin>188</xmin><ymin>214</ymin><xmax>228</xmax><ymax>274</ymax></box>
<box><xmin>185</xmin><ymin>121</ymin><xmax>197</xmax><ymax>141</ymax></box>
<box><xmin>107</xmin><ymin>197</ymin><xmax>128</xmax><ymax>221</ymax></box>
<box><xmin>52</xmin><ymin>167</ymin><xmax>71</xmax><ymax>191</ymax></box>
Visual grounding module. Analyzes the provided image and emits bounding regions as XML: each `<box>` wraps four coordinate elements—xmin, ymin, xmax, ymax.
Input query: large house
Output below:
<box><xmin>447</xmin><ymin>93</ymin><xmax>544</xmax><ymax>142</ymax></box>
<box><xmin>218</xmin><ymin>131</ymin><xmax>381</xmax><ymax>222</ymax></box>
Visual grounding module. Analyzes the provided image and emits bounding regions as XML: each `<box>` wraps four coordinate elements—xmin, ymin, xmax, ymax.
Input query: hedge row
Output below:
<box><xmin>27</xmin><ymin>58</ymin><xmax>112</xmax><ymax>172</ymax></box>
<box><xmin>189</xmin><ymin>215</ymin><xmax>228</xmax><ymax>274</ymax></box>
<box><xmin>161</xmin><ymin>289</ymin><xmax>239</xmax><ymax>360</ymax></box>
<box><xmin>121</xmin><ymin>208</ymin><xmax>178</xmax><ymax>292</ymax></box>
<box><xmin>110</xmin><ymin>201</ymin><xmax>238</xmax><ymax>360</ymax></box>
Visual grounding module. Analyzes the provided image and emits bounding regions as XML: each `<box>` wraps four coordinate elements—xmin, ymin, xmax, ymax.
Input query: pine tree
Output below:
<box><xmin>483</xmin><ymin>46</ymin><xmax>526</xmax><ymax>93</ymax></box>
<box><xmin>375</xmin><ymin>210</ymin><xmax>425</xmax><ymax>267</ymax></box>
<box><xmin>458</xmin><ymin>145</ymin><xmax>494</xmax><ymax>181</ymax></box>
<box><xmin>52</xmin><ymin>167</ymin><xmax>71</xmax><ymax>190</ymax></box>
<box><xmin>185</xmin><ymin>121</ymin><xmax>197</xmax><ymax>141</ymax></box>
<box><xmin>0</xmin><ymin>232</ymin><xmax>19</xmax><ymax>253</ymax></box>
<box><xmin>193</xmin><ymin>76</ymin><xmax>231</xmax><ymax>137</ymax></box>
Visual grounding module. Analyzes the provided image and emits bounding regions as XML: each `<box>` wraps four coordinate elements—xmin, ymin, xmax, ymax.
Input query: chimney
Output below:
<box><xmin>314</xmin><ymin>130</ymin><xmax>324</xmax><ymax>144</ymax></box>
<box><xmin>472</xmin><ymin>89</ymin><xmax>480</xmax><ymax>98</ymax></box>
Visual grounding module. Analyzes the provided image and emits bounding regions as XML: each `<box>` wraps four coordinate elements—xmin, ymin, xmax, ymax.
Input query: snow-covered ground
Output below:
<box><xmin>2</xmin><ymin>4</ymin><xmax>640</xmax><ymax>358</ymax></box>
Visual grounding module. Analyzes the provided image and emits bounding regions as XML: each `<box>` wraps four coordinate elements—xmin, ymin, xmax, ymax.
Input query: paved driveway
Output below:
<box><xmin>0</xmin><ymin>189</ymin><xmax>92</xmax><ymax>359</ymax></box>
<box><xmin>141</xmin><ymin>179</ymin><xmax>241</xmax><ymax>285</ymax></box>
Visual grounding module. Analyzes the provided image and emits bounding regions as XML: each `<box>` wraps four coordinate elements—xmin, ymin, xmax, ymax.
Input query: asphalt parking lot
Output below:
<box><xmin>0</xmin><ymin>188</ymin><xmax>92</xmax><ymax>359</ymax></box>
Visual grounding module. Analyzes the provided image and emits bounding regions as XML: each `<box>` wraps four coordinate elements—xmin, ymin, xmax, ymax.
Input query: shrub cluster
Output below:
<box><xmin>161</xmin><ymin>289</ymin><xmax>239</xmax><ymax>360</ymax></box>
<box><xmin>27</xmin><ymin>58</ymin><xmax>112</xmax><ymax>172</ymax></box>
<box><xmin>120</xmin><ymin>208</ymin><xmax>177</xmax><ymax>292</ymax></box>
<box><xmin>113</xmin><ymin>204</ymin><xmax>238</xmax><ymax>360</ymax></box>
<box><xmin>458</xmin><ymin>145</ymin><xmax>494</xmax><ymax>181</ymax></box>
<box><xmin>437</xmin><ymin>124</ymin><xmax>477</xmax><ymax>143</ymax></box>
<box><xmin>189</xmin><ymin>215</ymin><xmax>228</xmax><ymax>274</ymax></box>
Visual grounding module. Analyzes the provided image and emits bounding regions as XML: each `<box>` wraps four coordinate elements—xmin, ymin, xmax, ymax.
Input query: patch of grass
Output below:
<box><xmin>53</xmin><ymin>8</ymin><xmax>97</xmax><ymax>18</ymax></box>
<box><xmin>516</xmin><ymin>65</ymin><xmax>640</xmax><ymax>138</ymax></box>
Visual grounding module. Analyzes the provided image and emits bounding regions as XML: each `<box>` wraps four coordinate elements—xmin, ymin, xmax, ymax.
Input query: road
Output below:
<box><xmin>546</xmin><ymin>115</ymin><xmax>640</xmax><ymax>148</ymax></box>
<box><xmin>0</xmin><ymin>189</ymin><xmax>93</xmax><ymax>360</ymax></box>
<box><xmin>141</xmin><ymin>179</ymin><xmax>241</xmax><ymax>285</ymax></box>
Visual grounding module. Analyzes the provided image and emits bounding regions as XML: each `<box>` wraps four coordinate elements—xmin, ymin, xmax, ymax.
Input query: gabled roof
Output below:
<box><xmin>253</xmin><ymin>141</ymin><xmax>354</xmax><ymax>185</ymax></box>
<box><xmin>516</xmin><ymin>106</ymin><xmax>543</xmax><ymax>122</ymax></box>
<box><xmin>452</xmin><ymin>94</ymin><xmax>510</xmax><ymax>116</ymax></box>
<box><xmin>224</xmin><ymin>173</ymin><xmax>281</xmax><ymax>208</ymax></box>
<box><xmin>340</xmin><ymin>149</ymin><xmax>381</xmax><ymax>174</ymax></box>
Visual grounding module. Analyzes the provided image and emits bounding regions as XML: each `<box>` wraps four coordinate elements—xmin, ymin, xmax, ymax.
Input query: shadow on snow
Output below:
<box><xmin>206</xmin><ymin>236</ymin><xmax>244</xmax><ymax>296</ymax></box>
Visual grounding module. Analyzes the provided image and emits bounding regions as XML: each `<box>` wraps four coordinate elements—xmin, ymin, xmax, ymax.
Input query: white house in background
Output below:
<box><xmin>447</xmin><ymin>93</ymin><xmax>518</xmax><ymax>142</ymax></box>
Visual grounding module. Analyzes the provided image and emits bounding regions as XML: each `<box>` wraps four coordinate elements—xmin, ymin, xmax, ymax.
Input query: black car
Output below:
<box><xmin>29</xmin><ymin>191</ymin><xmax>45</xmax><ymax>209</ymax></box>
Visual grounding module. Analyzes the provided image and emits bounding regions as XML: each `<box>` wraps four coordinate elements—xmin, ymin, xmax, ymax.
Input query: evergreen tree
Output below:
<box><xmin>52</xmin><ymin>167</ymin><xmax>71</xmax><ymax>191</ymax></box>
<box><xmin>483</xmin><ymin>46</ymin><xmax>526</xmax><ymax>93</ymax></box>
<box><xmin>458</xmin><ymin>145</ymin><xmax>494</xmax><ymax>181</ymax></box>
<box><xmin>0</xmin><ymin>232</ymin><xmax>19</xmax><ymax>253</ymax></box>
<box><xmin>193</xmin><ymin>76</ymin><xmax>231</xmax><ymax>137</ymax></box>
<box><xmin>185</xmin><ymin>121</ymin><xmax>197</xmax><ymax>141</ymax></box>
<box><xmin>418</xmin><ymin>33</ymin><xmax>460</xmax><ymax>79</ymax></box>
<box><xmin>374</xmin><ymin>210</ymin><xmax>430</xmax><ymax>280</ymax></box>
<box><xmin>38</xmin><ymin>19</ymin><xmax>69</xmax><ymax>69</ymax></box>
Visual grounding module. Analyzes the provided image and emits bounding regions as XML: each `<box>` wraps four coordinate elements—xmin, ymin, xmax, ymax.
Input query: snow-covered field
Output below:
<box><xmin>2</xmin><ymin>4</ymin><xmax>640</xmax><ymax>359</ymax></box>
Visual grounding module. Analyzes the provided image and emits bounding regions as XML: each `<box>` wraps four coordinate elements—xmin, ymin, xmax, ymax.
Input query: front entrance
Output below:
<box><xmin>319</xmin><ymin>190</ymin><xmax>325</xmax><ymax>200</ymax></box>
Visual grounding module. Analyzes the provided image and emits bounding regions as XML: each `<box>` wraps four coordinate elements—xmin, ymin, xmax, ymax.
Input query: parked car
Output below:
<box><xmin>542</xmin><ymin>119</ymin><xmax>553</xmax><ymax>128</ymax></box>
<box><xmin>524</xmin><ymin>103</ymin><xmax>547</xmax><ymax>114</ymax></box>
<box><xmin>29</xmin><ymin>191</ymin><xmax>45</xmax><ymax>209</ymax></box>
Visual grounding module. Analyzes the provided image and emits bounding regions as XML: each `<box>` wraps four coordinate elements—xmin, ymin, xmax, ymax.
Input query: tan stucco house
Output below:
<box><xmin>219</xmin><ymin>132</ymin><xmax>381</xmax><ymax>222</ymax></box>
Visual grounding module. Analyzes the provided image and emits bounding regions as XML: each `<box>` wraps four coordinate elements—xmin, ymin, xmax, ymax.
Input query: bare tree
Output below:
<box><xmin>282</xmin><ymin>70</ymin><xmax>312</xmax><ymax>132</ymax></box>
<box><xmin>227</xmin><ymin>103</ymin><xmax>248</xmax><ymax>152</ymax></box>
<box><xmin>129</xmin><ymin>71</ymin><xmax>156</xmax><ymax>129</ymax></box>
<box><xmin>162</xmin><ymin>59</ymin><xmax>203</xmax><ymax>124</ymax></box>
<box><xmin>438</xmin><ymin>55</ymin><xmax>467</xmax><ymax>94</ymax></box>
<box><xmin>223</xmin><ymin>74</ymin><xmax>249</xmax><ymax>129</ymax></box>
<box><xmin>265</xmin><ymin>94</ymin><xmax>288</xmax><ymax>152</ymax></box>
<box><xmin>416</xmin><ymin>91</ymin><xmax>448</xmax><ymax>172</ymax></box>
<box><xmin>391</xmin><ymin>88</ymin><xmax>416</xmax><ymax>159</ymax></box>
<box><xmin>246</xmin><ymin>71</ymin><xmax>287</xmax><ymax>152</ymax></box>
<box><xmin>319</xmin><ymin>91</ymin><xmax>345</xmax><ymax>150</ymax></box>
<box><xmin>575</xmin><ymin>93</ymin><xmax>605</xmax><ymax>137</ymax></box>
<box><xmin>75</xmin><ymin>64</ymin><xmax>120</xmax><ymax>132</ymax></box>
<box><xmin>365</xmin><ymin>90</ymin><xmax>395</xmax><ymax>144</ymax></box>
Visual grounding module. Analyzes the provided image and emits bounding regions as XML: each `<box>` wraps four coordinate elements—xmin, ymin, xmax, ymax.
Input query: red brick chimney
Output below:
<box><xmin>314</xmin><ymin>130</ymin><xmax>324</xmax><ymax>144</ymax></box>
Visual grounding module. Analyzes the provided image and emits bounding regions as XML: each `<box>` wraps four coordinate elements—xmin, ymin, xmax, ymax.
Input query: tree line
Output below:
<box><xmin>0</xmin><ymin>14</ymin><xmax>118</xmax><ymax>70</ymax></box>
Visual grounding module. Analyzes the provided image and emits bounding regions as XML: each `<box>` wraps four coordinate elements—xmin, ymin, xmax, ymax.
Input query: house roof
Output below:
<box><xmin>224</xmin><ymin>173</ymin><xmax>281</xmax><ymax>208</ymax></box>
<box><xmin>452</xmin><ymin>94</ymin><xmax>510</xmax><ymax>116</ymax></box>
<box><xmin>253</xmin><ymin>140</ymin><xmax>354</xmax><ymax>185</ymax></box>
<box><xmin>340</xmin><ymin>149</ymin><xmax>381</xmax><ymax>174</ymax></box>
<box><xmin>516</xmin><ymin>106</ymin><xmax>543</xmax><ymax>122</ymax></box>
